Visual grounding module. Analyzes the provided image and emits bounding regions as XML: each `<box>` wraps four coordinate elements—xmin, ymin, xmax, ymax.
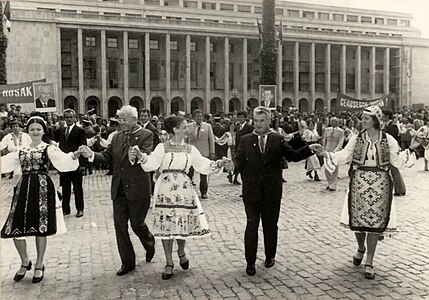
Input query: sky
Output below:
<box><xmin>282</xmin><ymin>0</ymin><xmax>429</xmax><ymax>38</ymax></box>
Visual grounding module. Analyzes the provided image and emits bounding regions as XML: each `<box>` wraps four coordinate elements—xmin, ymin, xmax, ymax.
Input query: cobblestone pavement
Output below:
<box><xmin>1</xmin><ymin>160</ymin><xmax>428</xmax><ymax>300</ymax></box>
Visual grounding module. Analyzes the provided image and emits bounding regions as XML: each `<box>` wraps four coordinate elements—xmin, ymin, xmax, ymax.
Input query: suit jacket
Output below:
<box><xmin>93</xmin><ymin>126</ymin><xmax>153</xmax><ymax>201</ymax></box>
<box><xmin>384</xmin><ymin>120</ymin><xmax>400</xmax><ymax>144</ymax></box>
<box><xmin>322</xmin><ymin>127</ymin><xmax>345</xmax><ymax>152</ymax></box>
<box><xmin>187</xmin><ymin>121</ymin><xmax>215</xmax><ymax>158</ymax></box>
<box><xmin>235</xmin><ymin>122</ymin><xmax>254</xmax><ymax>151</ymax></box>
<box><xmin>35</xmin><ymin>98</ymin><xmax>56</xmax><ymax>108</ymax></box>
<box><xmin>212</xmin><ymin>123</ymin><xmax>226</xmax><ymax>138</ymax></box>
<box><xmin>234</xmin><ymin>132</ymin><xmax>313</xmax><ymax>204</ymax></box>
<box><xmin>143</xmin><ymin>122</ymin><xmax>160</xmax><ymax>150</ymax></box>
<box><xmin>58</xmin><ymin>124</ymin><xmax>87</xmax><ymax>167</ymax></box>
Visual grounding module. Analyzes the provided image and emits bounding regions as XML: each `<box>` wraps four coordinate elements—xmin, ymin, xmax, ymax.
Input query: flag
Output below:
<box><xmin>3</xmin><ymin>1</ymin><xmax>11</xmax><ymax>32</ymax></box>
<box><xmin>277</xmin><ymin>19</ymin><xmax>283</xmax><ymax>44</ymax></box>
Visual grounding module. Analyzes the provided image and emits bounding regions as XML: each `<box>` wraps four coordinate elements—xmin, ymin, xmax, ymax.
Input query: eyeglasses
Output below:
<box><xmin>117</xmin><ymin>117</ymin><xmax>133</xmax><ymax>123</ymax></box>
<box><xmin>64</xmin><ymin>116</ymin><xmax>74</xmax><ymax>119</ymax></box>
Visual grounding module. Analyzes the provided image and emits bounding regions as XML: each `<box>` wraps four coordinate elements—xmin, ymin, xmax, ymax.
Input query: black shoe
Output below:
<box><xmin>227</xmin><ymin>174</ymin><xmax>233</xmax><ymax>183</ymax></box>
<box><xmin>246</xmin><ymin>264</ymin><xmax>256</xmax><ymax>276</ymax></box>
<box><xmin>32</xmin><ymin>265</ymin><xmax>44</xmax><ymax>283</ymax></box>
<box><xmin>116</xmin><ymin>265</ymin><xmax>135</xmax><ymax>276</ymax></box>
<box><xmin>306</xmin><ymin>171</ymin><xmax>313</xmax><ymax>179</ymax></box>
<box><xmin>13</xmin><ymin>261</ymin><xmax>32</xmax><ymax>282</ymax></box>
<box><xmin>265</xmin><ymin>258</ymin><xmax>275</xmax><ymax>268</ymax></box>
<box><xmin>365</xmin><ymin>264</ymin><xmax>375</xmax><ymax>279</ymax></box>
<box><xmin>394</xmin><ymin>193</ymin><xmax>406</xmax><ymax>196</ymax></box>
<box><xmin>106</xmin><ymin>172</ymin><xmax>113</xmax><ymax>175</ymax></box>
<box><xmin>314</xmin><ymin>172</ymin><xmax>321</xmax><ymax>181</ymax></box>
<box><xmin>63</xmin><ymin>211</ymin><xmax>70</xmax><ymax>216</ymax></box>
<box><xmin>146</xmin><ymin>247</ymin><xmax>155</xmax><ymax>262</ymax></box>
<box><xmin>179</xmin><ymin>253</ymin><xmax>189</xmax><ymax>270</ymax></box>
<box><xmin>353</xmin><ymin>248</ymin><xmax>366</xmax><ymax>266</ymax></box>
<box><xmin>201</xmin><ymin>194</ymin><xmax>208</xmax><ymax>199</ymax></box>
<box><xmin>76</xmin><ymin>211</ymin><xmax>84</xmax><ymax>218</ymax></box>
<box><xmin>161</xmin><ymin>265</ymin><xmax>174</xmax><ymax>280</ymax></box>
<box><xmin>233</xmin><ymin>180</ymin><xmax>241</xmax><ymax>185</ymax></box>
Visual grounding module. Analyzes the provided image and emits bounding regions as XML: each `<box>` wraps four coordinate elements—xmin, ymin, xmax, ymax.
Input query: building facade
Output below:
<box><xmin>7</xmin><ymin>0</ymin><xmax>429</xmax><ymax>117</ymax></box>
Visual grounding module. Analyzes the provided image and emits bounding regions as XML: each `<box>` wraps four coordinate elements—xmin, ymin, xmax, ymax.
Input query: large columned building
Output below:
<box><xmin>7</xmin><ymin>0</ymin><xmax>429</xmax><ymax>118</ymax></box>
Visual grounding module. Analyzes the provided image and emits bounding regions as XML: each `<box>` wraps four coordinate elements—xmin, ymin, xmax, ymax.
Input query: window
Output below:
<box><xmin>361</xmin><ymin>16</ymin><xmax>372</xmax><ymax>23</ymax></box>
<box><xmin>303</xmin><ymin>11</ymin><xmax>314</xmax><ymax>19</ymax></box>
<box><xmin>375</xmin><ymin>17</ymin><xmax>384</xmax><ymax>25</ymax></box>
<box><xmin>275</xmin><ymin>8</ymin><xmax>283</xmax><ymax>15</ymax></box>
<box><xmin>129</xmin><ymin>59</ymin><xmax>139</xmax><ymax>88</ymax></box>
<box><xmin>84</xmin><ymin>59</ymin><xmax>97</xmax><ymax>84</ymax></box>
<box><xmin>129</xmin><ymin>38</ymin><xmax>138</xmax><ymax>49</ymax></box>
<box><xmin>220</xmin><ymin>3</ymin><xmax>234</xmax><ymax>11</ymax></box>
<box><xmin>190</xmin><ymin>41</ymin><xmax>197</xmax><ymax>52</ymax></box>
<box><xmin>387</xmin><ymin>19</ymin><xmax>397</xmax><ymax>26</ymax></box>
<box><xmin>107</xmin><ymin>37</ymin><xmax>117</xmax><ymax>48</ymax></box>
<box><xmin>319</xmin><ymin>12</ymin><xmax>329</xmax><ymax>20</ymax></box>
<box><xmin>254</xmin><ymin>6</ymin><xmax>262</xmax><ymax>14</ymax></box>
<box><xmin>210</xmin><ymin>42</ymin><xmax>215</xmax><ymax>52</ymax></box>
<box><xmin>333</xmin><ymin>14</ymin><xmax>343</xmax><ymax>21</ymax></box>
<box><xmin>366</xmin><ymin>32</ymin><xmax>376</xmax><ymax>35</ymax></box>
<box><xmin>108</xmin><ymin>60</ymin><xmax>118</xmax><ymax>88</ymax></box>
<box><xmin>202</xmin><ymin>2</ymin><xmax>215</xmax><ymax>10</ymax></box>
<box><xmin>229</xmin><ymin>44</ymin><xmax>234</xmax><ymax>53</ymax></box>
<box><xmin>400</xmin><ymin>20</ymin><xmax>410</xmax><ymax>27</ymax></box>
<box><xmin>150</xmin><ymin>62</ymin><xmax>159</xmax><ymax>80</ymax></box>
<box><xmin>166</xmin><ymin>16</ymin><xmax>181</xmax><ymax>20</ymax></box>
<box><xmin>307</xmin><ymin>27</ymin><xmax>319</xmax><ymax>31</ymax></box>
<box><xmin>347</xmin><ymin>15</ymin><xmax>358</xmax><ymax>22</ymax></box>
<box><xmin>223</xmin><ymin>20</ymin><xmax>237</xmax><ymax>24</ymax></box>
<box><xmin>170</xmin><ymin>40</ymin><xmax>178</xmax><ymax>51</ymax></box>
<box><xmin>149</xmin><ymin>40</ymin><xmax>159</xmax><ymax>50</ymax></box>
<box><xmin>146</xmin><ymin>15</ymin><xmax>162</xmax><ymax>19</ymax></box>
<box><xmin>288</xmin><ymin>10</ymin><xmax>299</xmax><ymax>17</ymax></box>
<box><xmin>145</xmin><ymin>0</ymin><xmax>159</xmax><ymax>5</ymax></box>
<box><xmin>237</xmin><ymin>5</ymin><xmax>251</xmax><ymax>13</ymax></box>
<box><xmin>164</xmin><ymin>0</ymin><xmax>179</xmax><ymax>7</ymax></box>
<box><xmin>321</xmin><ymin>28</ymin><xmax>333</xmax><ymax>32</ymax></box>
<box><xmin>85</xmin><ymin>37</ymin><xmax>96</xmax><ymax>47</ymax></box>
<box><xmin>184</xmin><ymin>1</ymin><xmax>198</xmax><ymax>8</ymax></box>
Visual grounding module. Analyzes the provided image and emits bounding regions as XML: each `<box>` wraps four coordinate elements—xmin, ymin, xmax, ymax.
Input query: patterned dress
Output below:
<box><xmin>325</xmin><ymin>131</ymin><xmax>408</xmax><ymax>234</ymax></box>
<box><xmin>1</xmin><ymin>142</ymin><xmax>78</xmax><ymax>238</ymax></box>
<box><xmin>141</xmin><ymin>141</ymin><xmax>222</xmax><ymax>239</ymax></box>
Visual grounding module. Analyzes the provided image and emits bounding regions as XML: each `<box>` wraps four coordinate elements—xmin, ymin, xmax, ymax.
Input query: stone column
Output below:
<box><xmin>205</xmin><ymin>36</ymin><xmax>210</xmax><ymax>112</ymax></box>
<box><xmin>278</xmin><ymin>40</ymin><xmax>283</xmax><ymax>110</ymax></box>
<box><xmin>165</xmin><ymin>33</ymin><xmax>171</xmax><ymax>115</ymax></box>
<box><xmin>293</xmin><ymin>41</ymin><xmax>299</xmax><ymax>107</ymax></box>
<box><xmin>370</xmin><ymin>46</ymin><xmax>376</xmax><ymax>99</ymax></box>
<box><xmin>224</xmin><ymin>37</ymin><xmax>229</xmax><ymax>113</ymax></box>
<box><xmin>123</xmin><ymin>31</ymin><xmax>129</xmax><ymax>105</ymax></box>
<box><xmin>77</xmin><ymin>28</ymin><xmax>84</xmax><ymax>114</ymax></box>
<box><xmin>355</xmin><ymin>45</ymin><xmax>361</xmax><ymax>98</ymax></box>
<box><xmin>56</xmin><ymin>27</ymin><xmax>63</xmax><ymax>113</ymax></box>
<box><xmin>325</xmin><ymin>43</ymin><xmax>331</xmax><ymax>111</ymax></box>
<box><xmin>340</xmin><ymin>44</ymin><xmax>346</xmax><ymax>93</ymax></box>
<box><xmin>101</xmin><ymin>30</ymin><xmax>107</xmax><ymax>117</ymax></box>
<box><xmin>144</xmin><ymin>33</ymin><xmax>150</xmax><ymax>107</ymax></box>
<box><xmin>309</xmin><ymin>42</ymin><xmax>315</xmax><ymax>111</ymax></box>
<box><xmin>384</xmin><ymin>47</ymin><xmax>390</xmax><ymax>95</ymax></box>
<box><xmin>185</xmin><ymin>34</ymin><xmax>191</xmax><ymax>113</ymax></box>
<box><xmin>242</xmin><ymin>38</ymin><xmax>248</xmax><ymax>111</ymax></box>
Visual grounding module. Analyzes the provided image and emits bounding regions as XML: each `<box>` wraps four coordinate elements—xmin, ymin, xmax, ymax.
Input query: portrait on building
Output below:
<box><xmin>34</xmin><ymin>82</ymin><xmax>57</xmax><ymax>112</ymax></box>
<box><xmin>259</xmin><ymin>85</ymin><xmax>277</xmax><ymax>110</ymax></box>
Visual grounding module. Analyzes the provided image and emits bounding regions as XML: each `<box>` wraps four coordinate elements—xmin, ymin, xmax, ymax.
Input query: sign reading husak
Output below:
<box><xmin>337</xmin><ymin>92</ymin><xmax>390</xmax><ymax>111</ymax></box>
<box><xmin>0</xmin><ymin>79</ymin><xmax>46</xmax><ymax>104</ymax></box>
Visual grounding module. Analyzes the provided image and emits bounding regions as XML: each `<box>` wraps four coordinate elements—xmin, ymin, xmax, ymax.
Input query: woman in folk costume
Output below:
<box><xmin>302</xmin><ymin>120</ymin><xmax>322</xmax><ymax>181</ymax></box>
<box><xmin>319</xmin><ymin>106</ymin><xmax>415</xmax><ymax>279</ymax></box>
<box><xmin>215</xmin><ymin>122</ymin><xmax>236</xmax><ymax>183</ymax></box>
<box><xmin>1</xmin><ymin>116</ymin><xmax>80</xmax><ymax>283</ymax></box>
<box><xmin>140</xmin><ymin>116</ymin><xmax>230</xmax><ymax>280</ymax></box>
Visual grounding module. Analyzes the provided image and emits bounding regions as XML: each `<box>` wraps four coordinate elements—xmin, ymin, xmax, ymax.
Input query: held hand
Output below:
<box><xmin>129</xmin><ymin>145</ymin><xmax>143</xmax><ymax>163</ymax></box>
<box><xmin>79</xmin><ymin>145</ymin><xmax>93</xmax><ymax>158</ymax></box>
<box><xmin>309</xmin><ymin>144</ymin><xmax>324</xmax><ymax>154</ymax></box>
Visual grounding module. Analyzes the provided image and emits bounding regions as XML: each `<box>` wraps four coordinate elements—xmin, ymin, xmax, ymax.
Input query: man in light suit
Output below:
<box><xmin>187</xmin><ymin>109</ymin><xmax>215</xmax><ymax>199</ymax></box>
<box><xmin>322</xmin><ymin>117</ymin><xmax>344</xmax><ymax>191</ymax></box>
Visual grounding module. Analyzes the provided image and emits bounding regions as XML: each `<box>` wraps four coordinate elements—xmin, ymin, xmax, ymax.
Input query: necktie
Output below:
<box><xmin>196</xmin><ymin>124</ymin><xmax>201</xmax><ymax>137</ymax></box>
<box><xmin>259</xmin><ymin>136</ymin><xmax>265</xmax><ymax>154</ymax></box>
<box><xmin>65</xmin><ymin>127</ymin><xmax>70</xmax><ymax>140</ymax></box>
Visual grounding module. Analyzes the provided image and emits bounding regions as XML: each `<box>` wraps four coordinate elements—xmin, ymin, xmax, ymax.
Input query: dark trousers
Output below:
<box><xmin>390</xmin><ymin>165</ymin><xmax>406</xmax><ymax>194</ymax></box>
<box><xmin>61</xmin><ymin>171</ymin><xmax>84</xmax><ymax>213</ymax></box>
<box><xmin>244</xmin><ymin>195</ymin><xmax>281</xmax><ymax>265</ymax></box>
<box><xmin>113</xmin><ymin>189</ymin><xmax>155</xmax><ymax>268</ymax></box>
<box><xmin>188</xmin><ymin>166</ymin><xmax>208</xmax><ymax>195</ymax></box>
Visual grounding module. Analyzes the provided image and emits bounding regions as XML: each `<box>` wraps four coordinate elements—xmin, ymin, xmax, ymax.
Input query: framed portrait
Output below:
<box><xmin>259</xmin><ymin>85</ymin><xmax>277</xmax><ymax>110</ymax></box>
<box><xmin>33</xmin><ymin>82</ymin><xmax>57</xmax><ymax>113</ymax></box>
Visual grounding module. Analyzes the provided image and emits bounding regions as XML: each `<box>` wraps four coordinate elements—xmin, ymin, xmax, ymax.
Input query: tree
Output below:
<box><xmin>0</xmin><ymin>2</ymin><xmax>7</xmax><ymax>85</ymax></box>
<box><xmin>259</xmin><ymin>0</ymin><xmax>277</xmax><ymax>85</ymax></box>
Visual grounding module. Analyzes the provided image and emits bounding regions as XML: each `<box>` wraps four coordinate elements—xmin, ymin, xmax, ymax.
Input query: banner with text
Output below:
<box><xmin>0</xmin><ymin>79</ymin><xmax>46</xmax><ymax>104</ymax></box>
<box><xmin>337</xmin><ymin>92</ymin><xmax>390</xmax><ymax>111</ymax></box>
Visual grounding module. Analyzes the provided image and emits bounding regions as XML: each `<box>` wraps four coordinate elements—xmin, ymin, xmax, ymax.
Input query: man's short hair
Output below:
<box><xmin>253</xmin><ymin>106</ymin><xmax>271</xmax><ymax>119</ymax></box>
<box><xmin>63</xmin><ymin>108</ymin><xmax>76</xmax><ymax>117</ymax></box>
<box><xmin>193</xmin><ymin>109</ymin><xmax>203</xmax><ymax>116</ymax></box>
<box><xmin>118</xmin><ymin>105</ymin><xmax>138</xmax><ymax>118</ymax></box>
<box><xmin>382</xmin><ymin>109</ymin><xmax>394</xmax><ymax>120</ymax></box>
<box><xmin>237</xmin><ymin>111</ymin><xmax>247</xmax><ymax>118</ymax></box>
<box><xmin>140</xmin><ymin>108</ymin><xmax>151</xmax><ymax>116</ymax></box>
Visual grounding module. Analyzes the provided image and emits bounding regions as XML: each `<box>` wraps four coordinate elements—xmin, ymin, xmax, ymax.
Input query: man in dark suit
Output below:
<box><xmin>212</xmin><ymin>115</ymin><xmax>227</xmax><ymax>160</ymax></box>
<box><xmin>80</xmin><ymin>105</ymin><xmax>155</xmax><ymax>276</ymax></box>
<box><xmin>57</xmin><ymin>108</ymin><xmax>87</xmax><ymax>218</ymax></box>
<box><xmin>35</xmin><ymin>98</ymin><xmax>55</xmax><ymax>108</ymax></box>
<box><xmin>233</xmin><ymin>106</ymin><xmax>323</xmax><ymax>276</ymax></box>
<box><xmin>383</xmin><ymin>109</ymin><xmax>406</xmax><ymax>196</ymax></box>
<box><xmin>35</xmin><ymin>85</ymin><xmax>56</xmax><ymax>108</ymax></box>
<box><xmin>232</xmin><ymin>111</ymin><xmax>254</xmax><ymax>185</ymax></box>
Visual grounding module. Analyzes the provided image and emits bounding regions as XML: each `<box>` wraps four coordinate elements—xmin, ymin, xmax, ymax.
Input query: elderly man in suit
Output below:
<box><xmin>232</xmin><ymin>111</ymin><xmax>254</xmax><ymax>185</ymax></box>
<box><xmin>187</xmin><ymin>109</ymin><xmax>215</xmax><ymax>199</ymax></box>
<box><xmin>35</xmin><ymin>85</ymin><xmax>56</xmax><ymax>108</ymax></box>
<box><xmin>322</xmin><ymin>117</ymin><xmax>344</xmax><ymax>191</ymax></box>
<box><xmin>56</xmin><ymin>108</ymin><xmax>87</xmax><ymax>217</ymax></box>
<box><xmin>383</xmin><ymin>109</ymin><xmax>406</xmax><ymax>196</ymax></box>
<box><xmin>233</xmin><ymin>106</ymin><xmax>323</xmax><ymax>276</ymax></box>
<box><xmin>80</xmin><ymin>106</ymin><xmax>155</xmax><ymax>276</ymax></box>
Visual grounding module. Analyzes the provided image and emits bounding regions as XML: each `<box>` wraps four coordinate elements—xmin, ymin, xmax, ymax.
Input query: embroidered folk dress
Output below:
<box><xmin>141</xmin><ymin>141</ymin><xmax>222</xmax><ymax>240</ymax></box>
<box><xmin>325</xmin><ymin>131</ymin><xmax>407</xmax><ymax>235</ymax></box>
<box><xmin>302</xmin><ymin>128</ymin><xmax>321</xmax><ymax>172</ymax></box>
<box><xmin>1</xmin><ymin>142</ymin><xmax>78</xmax><ymax>239</ymax></box>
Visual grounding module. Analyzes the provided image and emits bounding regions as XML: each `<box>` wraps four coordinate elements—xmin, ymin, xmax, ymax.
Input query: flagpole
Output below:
<box><xmin>0</xmin><ymin>1</ymin><xmax>7</xmax><ymax>85</ymax></box>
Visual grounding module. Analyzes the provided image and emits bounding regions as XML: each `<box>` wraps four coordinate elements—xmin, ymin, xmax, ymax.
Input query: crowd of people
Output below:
<box><xmin>0</xmin><ymin>101</ymin><xmax>428</xmax><ymax>284</ymax></box>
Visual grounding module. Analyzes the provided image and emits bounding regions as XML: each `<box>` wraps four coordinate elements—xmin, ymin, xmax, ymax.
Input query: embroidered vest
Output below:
<box><xmin>352</xmin><ymin>131</ymin><xmax>390</xmax><ymax>167</ymax></box>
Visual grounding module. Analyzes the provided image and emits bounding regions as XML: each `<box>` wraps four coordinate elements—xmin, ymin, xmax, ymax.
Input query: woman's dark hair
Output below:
<box><xmin>371</xmin><ymin>115</ymin><xmax>381</xmax><ymax>130</ymax></box>
<box><xmin>163</xmin><ymin>116</ymin><xmax>185</xmax><ymax>135</ymax></box>
<box><xmin>307</xmin><ymin>120</ymin><xmax>315</xmax><ymax>127</ymax></box>
<box><xmin>26</xmin><ymin>116</ymin><xmax>51</xmax><ymax>144</ymax></box>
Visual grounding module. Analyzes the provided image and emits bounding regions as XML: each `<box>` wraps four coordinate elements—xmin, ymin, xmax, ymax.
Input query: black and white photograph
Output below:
<box><xmin>0</xmin><ymin>0</ymin><xmax>428</xmax><ymax>299</ymax></box>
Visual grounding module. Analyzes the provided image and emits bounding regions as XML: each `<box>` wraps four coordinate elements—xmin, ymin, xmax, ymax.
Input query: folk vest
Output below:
<box><xmin>352</xmin><ymin>131</ymin><xmax>390</xmax><ymax>168</ymax></box>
